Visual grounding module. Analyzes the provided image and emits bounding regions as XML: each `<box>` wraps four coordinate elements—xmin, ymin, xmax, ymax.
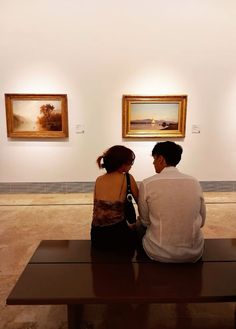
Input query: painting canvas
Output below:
<box><xmin>122</xmin><ymin>95</ymin><xmax>187</xmax><ymax>138</ymax></box>
<box><xmin>5</xmin><ymin>94</ymin><xmax>68</xmax><ymax>138</ymax></box>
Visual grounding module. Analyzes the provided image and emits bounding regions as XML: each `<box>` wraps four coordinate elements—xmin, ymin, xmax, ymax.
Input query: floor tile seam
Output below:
<box><xmin>0</xmin><ymin>203</ymin><xmax>93</xmax><ymax>207</ymax></box>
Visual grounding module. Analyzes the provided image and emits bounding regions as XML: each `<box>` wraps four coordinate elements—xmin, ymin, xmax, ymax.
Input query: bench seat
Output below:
<box><xmin>29</xmin><ymin>238</ymin><xmax>236</xmax><ymax>264</ymax></box>
<box><xmin>6</xmin><ymin>238</ymin><xmax>236</xmax><ymax>329</ymax></box>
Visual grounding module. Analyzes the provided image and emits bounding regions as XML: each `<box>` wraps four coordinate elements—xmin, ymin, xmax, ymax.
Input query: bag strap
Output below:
<box><xmin>125</xmin><ymin>173</ymin><xmax>132</xmax><ymax>196</ymax></box>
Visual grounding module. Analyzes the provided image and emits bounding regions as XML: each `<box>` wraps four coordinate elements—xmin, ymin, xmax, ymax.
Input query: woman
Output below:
<box><xmin>91</xmin><ymin>145</ymin><xmax>139</xmax><ymax>249</ymax></box>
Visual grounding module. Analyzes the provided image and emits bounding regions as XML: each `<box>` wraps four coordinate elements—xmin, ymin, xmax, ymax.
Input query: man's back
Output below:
<box><xmin>138</xmin><ymin>167</ymin><xmax>206</xmax><ymax>263</ymax></box>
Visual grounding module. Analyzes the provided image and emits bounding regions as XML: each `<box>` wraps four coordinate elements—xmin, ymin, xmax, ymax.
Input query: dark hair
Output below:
<box><xmin>152</xmin><ymin>141</ymin><xmax>183</xmax><ymax>166</ymax></box>
<box><xmin>97</xmin><ymin>145</ymin><xmax>135</xmax><ymax>173</ymax></box>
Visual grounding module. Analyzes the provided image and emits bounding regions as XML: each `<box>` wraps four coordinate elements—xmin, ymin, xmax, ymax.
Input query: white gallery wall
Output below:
<box><xmin>0</xmin><ymin>0</ymin><xmax>236</xmax><ymax>183</ymax></box>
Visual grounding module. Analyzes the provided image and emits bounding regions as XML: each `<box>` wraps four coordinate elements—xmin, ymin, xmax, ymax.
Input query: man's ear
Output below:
<box><xmin>159</xmin><ymin>155</ymin><xmax>167</xmax><ymax>167</ymax></box>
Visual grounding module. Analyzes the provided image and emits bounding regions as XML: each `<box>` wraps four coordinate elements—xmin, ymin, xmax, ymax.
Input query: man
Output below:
<box><xmin>138</xmin><ymin>141</ymin><xmax>206</xmax><ymax>263</ymax></box>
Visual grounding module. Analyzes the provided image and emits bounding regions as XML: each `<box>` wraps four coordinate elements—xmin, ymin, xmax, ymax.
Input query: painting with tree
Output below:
<box><xmin>5</xmin><ymin>94</ymin><xmax>68</xmax><ymax>138</ymax></box>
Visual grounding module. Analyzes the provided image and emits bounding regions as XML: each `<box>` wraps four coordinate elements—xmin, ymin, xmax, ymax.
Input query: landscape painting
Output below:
<box><xmin>122</xmin><ymin>95</ymin><xmax>187</xmax><ymax>138</ymax></box>
<box><xmin>5</xmin><ymin>94</ymin><xmax>68</xmax><ymax>138</ymax></box>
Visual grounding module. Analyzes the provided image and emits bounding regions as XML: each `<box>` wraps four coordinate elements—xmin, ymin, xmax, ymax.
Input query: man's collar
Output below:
<box><xmin>161</xmin><ymin>166</ymin><xmax>178</xmax><ymax>172</ymax></box>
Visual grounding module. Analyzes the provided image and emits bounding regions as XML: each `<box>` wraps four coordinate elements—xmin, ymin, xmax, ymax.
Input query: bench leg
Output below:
<box><xmin>67</xmin><ymin>304</ymin><xmax>83</xmax><ymax>329</ymax></box>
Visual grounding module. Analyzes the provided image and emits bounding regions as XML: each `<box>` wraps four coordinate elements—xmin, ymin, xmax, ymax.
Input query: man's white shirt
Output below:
<box><xmin>138</xmin><ymin>167</ymin><xmax>206</xmax><ymax>263</ymax></box>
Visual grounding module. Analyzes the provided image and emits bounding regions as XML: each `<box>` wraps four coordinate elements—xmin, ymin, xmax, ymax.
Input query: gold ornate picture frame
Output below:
<box><xmin>122</xmin><ymin>95</ymin><xmax>187</xmax><ymax>138</ymax></box>
<box><xmin>5</xmin><ymin>94</ymin><xmax>68</xmax><ymax>138</ymax></box>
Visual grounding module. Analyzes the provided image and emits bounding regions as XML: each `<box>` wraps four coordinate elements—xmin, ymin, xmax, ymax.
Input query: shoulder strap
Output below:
<box><xmin>125</xmin><ymin>173</ymin><xmax>132</xmax><ymax>195</ymax></box>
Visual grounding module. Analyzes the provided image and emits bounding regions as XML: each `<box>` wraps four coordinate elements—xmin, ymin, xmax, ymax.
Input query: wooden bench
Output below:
<box><xmin>6</xmin><ymin>239</ymin><xmax>236</xmax><ymax>329</ymax></box>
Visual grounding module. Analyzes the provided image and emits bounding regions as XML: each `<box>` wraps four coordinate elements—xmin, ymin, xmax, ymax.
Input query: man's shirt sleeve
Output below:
<box><xmin>138</xmin><ymin>181</ymin><xmax>151</xmax><ymax>227</ymax></box>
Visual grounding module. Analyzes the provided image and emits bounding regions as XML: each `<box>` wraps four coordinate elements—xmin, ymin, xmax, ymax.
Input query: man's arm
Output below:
<box><xmin>138</xmin><ymin>181</ymin><xmax>151</xmax><ymax>226</ymax></box>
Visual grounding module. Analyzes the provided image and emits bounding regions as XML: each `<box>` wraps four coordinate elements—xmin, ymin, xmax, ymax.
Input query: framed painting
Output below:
<box><xmin>122</xmin><ymin>95</ymin><xmax>187</xmax><ymax>138</ymax></box>
<box><xmin>5</xmin><ymin>94</ymin><xmax>68</xmax><ymax>138</ymax></box>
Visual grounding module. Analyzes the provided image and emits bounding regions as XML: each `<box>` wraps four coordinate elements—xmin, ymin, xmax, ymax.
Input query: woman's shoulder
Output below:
<box><xmin>95</xmin><ymin>173</ymin><xmax>107</xmax><ymax>184</ymax></box>
<box><xmin>96</xmin><ymin>172</ymin><xmax>125</xmax><ymax>183</ymax></box>
<box><xmin>128</xmin><ymin>172</ymin><xmax>136</xmax><ymax>181</ymax></box>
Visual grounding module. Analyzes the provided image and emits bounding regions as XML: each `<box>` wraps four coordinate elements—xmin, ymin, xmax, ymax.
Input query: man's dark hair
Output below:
<box><xmin>152</xmin><ymin>141</ymin><xmax>183</xmax><ymax>166</ymax></box>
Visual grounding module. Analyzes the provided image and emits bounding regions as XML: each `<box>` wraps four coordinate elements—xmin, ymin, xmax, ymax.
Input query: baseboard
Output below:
<box><xmin>0</xmin><ymin>181</ymin><xmax>236</xmax><ymax>193</ymax></box>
